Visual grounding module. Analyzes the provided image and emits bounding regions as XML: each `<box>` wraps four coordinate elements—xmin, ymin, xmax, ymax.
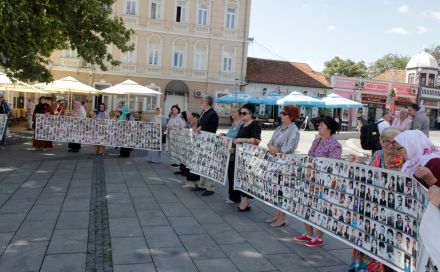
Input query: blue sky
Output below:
<box><xmin>248</xmin><ymin>0</ymin><xmax>440</xmax><ymax>71</ymax></box>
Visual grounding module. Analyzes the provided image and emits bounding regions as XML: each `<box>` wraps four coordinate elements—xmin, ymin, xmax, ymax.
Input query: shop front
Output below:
<box><xmin>360</xmin><ymin>94</ymin><xmax>387</xmax><ymax>122</ymax></box>
<box><xmin>420</xmin><ymin>87</ymin><xmax>440</xmax><ymax>128</ymax></box>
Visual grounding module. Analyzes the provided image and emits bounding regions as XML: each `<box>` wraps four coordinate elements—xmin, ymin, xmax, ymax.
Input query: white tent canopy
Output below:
<box><xmin>276</xmin><ymin>91</ymin><xmax>324</xmax><ymax>107</ymax></box>
<box><xmin>320</xmin><ymin>93</ymin><xmax>363</xmax><ymax>108</ymax></box>
<box><xmin>34</xmin><ymin>76</ymin><xmax>98</xmax><ymax>94</ymax></box>
<box><xmin>0</xmin><ymin>72</ymin><xmax>45</xmax><ymax>93</ymax></box>
<box><xmin>100</xmin><ymin>80</ymin><xmax>161</xmax><ymax>95</ymax></box>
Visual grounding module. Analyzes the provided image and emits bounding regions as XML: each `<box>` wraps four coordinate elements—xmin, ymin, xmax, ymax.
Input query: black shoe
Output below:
<box><xmin>170</xmin><ymin>164</ymin><xmax>180</xmax><ymax>168</ymax></box>
<box><xmin>174</xmin><ymin>171</ymin><xmax>183</xmax><ymax>175</ymax></box>
<box><xmin>201</xmin><ymin>191</ymin><xmax>214</xmax><ymax>196</ymax></box>
<box><xmin>191</xmin><ymin>187</ymin><xmax>206</xmax><ymax>192</ymax></box>
<box><xmin>236</xmin><ymin>206</ymin><xmax>251</xmax><ymax>212</ymax></box>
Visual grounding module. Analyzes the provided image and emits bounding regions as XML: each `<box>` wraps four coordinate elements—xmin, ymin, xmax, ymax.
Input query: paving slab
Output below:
<box><xmin>62</xmin><ymin>197</ymin><xmax>91</xmax><ymax>212</ymax></box>
<box><xmin>0</xmin><ymin>240</ymin><xmax>48</xmax><ymax>272</ymax></box>
<box><xmin>194</xmin><ymin>258</ymin><xmax>240</xmax><ymax>272</ymax></box>
<box><xmin>55</xmin><ymin>211</ymin><xmax>89</xmax><ymax>229</ymax></box>
<box><xmin>111</xmin><ymin>237</ymin><xmax>152</xmax><ymax>265</ymax></box>
<box><xmin>202</xmin><ymin>223</ymin><xmax>246</xmax><ymax>245</ymax></box>
<box><xmin>168</xmin><ymin>216</ymin><xmax>205</xmax><ymax>235</ymax></box>
<box><xmin>220</xmin><ymin>243</ymin><xmax>276</xmax><ymax>272</ymax></box>
<box><xmin>142</xmin><ymin>226</ymin><xmax>182</xmax><ymax>248</ymax></box>
<box><xmin>40</xmin><ymin>253</ymin><xmax>86</xmax><ymax>272</ymax></box>
<box><xmin>114</xmin><ymin>263</ymin><xmax>157</xmax><ymax>272</ymax></box>
<box><xmin>47</xmin><ymin>228</ymin><xmax>88</xmax><ymax>254</ymax></box>
<box><xmin>0</xmin><ymin>213</ymin><xmax>26</xmax><ymax>232</ymax></box>
<box><xmin>109</xmin><ymin>217</ymin><xmax>144</xmax><ymax>238</ymax></box>
<box><xmin>241</xmin><ymin>231</ymin><xmax>291</xmax><ymax>255</ymax></box>
<box><xmin>179</xmin><ymin>234</ymin><xmax>226</xmax><ymax>259</ymax></box>
<box><xmin>266</xmin><ymin>253</ymin><xmax>319</xmax><ymax>272</ymax></box>
<box><xmin>150</xmin><ymin>247</ymin><xmax>198</xmax><ymax>272</ymax></box>
<box><xmin>108</xmin><ymin>203</ymin><xmax>138</xmax><ymax>218</ymax></box>
<box><xmin>137</xmin><ymin>210</ymin><xmax>169</xmax><ymax>226</ymax></box>
<box><xmin>13</xmin><ymin>220</ymin><xmax>55</xmax><ymax>242</ymax></box>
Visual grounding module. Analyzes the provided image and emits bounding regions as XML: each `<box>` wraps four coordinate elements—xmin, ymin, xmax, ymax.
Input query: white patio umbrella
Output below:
<box><xmin>276</xmin><ymin>91</ymin><xmax>324</xmax><ymax>107</ymax></box>
<box><xmin>320</xmin><ymin>93</ymin><xmax>364</xmax><ymax>108</ymax></box>
<box><xmin>34</xmin><ymin>76</ymin><xmax>98</xmax><ymax>94</ymax></box>
<box><xmin>100</xmin><ymin>79</ymin><xmax>161</xmax><ymax>95</ymax></box>
<box><xmin>0</xmin><ymin>72</ymin><xmax>45</xmax><ymax>93</ymax></box>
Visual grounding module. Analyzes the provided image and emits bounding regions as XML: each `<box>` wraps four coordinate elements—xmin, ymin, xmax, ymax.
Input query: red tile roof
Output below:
<box><xmin>246</xmin><ymin>57</ymin><xmax>331</xmax><ymax>89</ymax></box>
<box><xmin>373</xmin><ymin>69</ymin><xmax>406</xmax><ymax>83</ymax></box>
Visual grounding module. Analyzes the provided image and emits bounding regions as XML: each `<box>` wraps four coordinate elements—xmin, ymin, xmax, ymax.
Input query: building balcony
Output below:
<box><xmin>195</xmin><ymin>25</ymin><xmax>210</xmax><ymax>33</ymax></box>
<box><xmin>146</xmin><ymin>65</ymin><xmax>161</xmax><ymax>74</ymax></box>
<box><xmin>147</xmin><ymin>19</ymin><xmax>164</xmax><ymax>28</ymax></box>
<box><xmin>173</xmin><ymin>22</ymin><xmax>189</xmax><ymax>32</ymax></box>
<box><xmin>120</xmin><ymin>63</ymin><xmax>136</xmax><ymax>72</ymax></box>
<box><xmin>193</xmin><ymin>69</ymin><xmax>208</xmax><ymax>78</ymax></box>
<box><xmin>220</xmin><ymin>71</ymin><xmax>235</xmax><ymax>81</ymax></box>
<box><xmin>223</xmin><ymin>27</ymin><xmax>237</xmax><ymax>36</ymax></box>
<box><xmin>60</xmin><ymin>58</ymin><xmax>81</xmax><ymax>67</ymax></box>
<box><xmin>171</xmin><ymin>67</ymin><xmax>186</xmax><ymax>77</ymax></box>
<box><xmin>123</xmin><ymin>15</ymin><xmax>139</xmax><ymax>25</ymax></box>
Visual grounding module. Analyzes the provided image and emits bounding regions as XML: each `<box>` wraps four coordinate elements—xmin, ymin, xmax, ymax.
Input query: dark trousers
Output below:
<box><xmin>119</xmin><ymin>148</ymin><xmax>132</xmax><ymax>157</ymax></box>
<box><xmin>68</xmin><ymin>142</ymin><xmax>81</xmax><ymax>151</ymax></box>
<box><xmin>227</xmin><ymin>160</ymin><xmax>241</xmax><ymax>203</ymax></box>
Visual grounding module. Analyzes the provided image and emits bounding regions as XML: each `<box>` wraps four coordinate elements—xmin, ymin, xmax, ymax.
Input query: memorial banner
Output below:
<box><xmin>0</xmin><ymin>114</ymin><xmax>6</xmax><ymax>138</ymax></box>
<box><xmin>189</xmin><ymin>131</ymin><xmax>233</xmax><ymax>185</ymax></box>
<box><xmin>234</xmin><ymin>143</ymin><xmax>428</xmax><ymax>272</ymax></box>
<box><xmin>35</xmin><ymin>114</ymin><xmax>161</xmax><ymax>151</ymax></box>
<box><xmin>168</xmin><ymin>128</ymin><xmax>194</xmax><ymax>167</ymax></box>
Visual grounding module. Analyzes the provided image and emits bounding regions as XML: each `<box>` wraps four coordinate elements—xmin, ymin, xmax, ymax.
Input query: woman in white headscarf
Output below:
<box><xmin>147</xmin><ymin>107</ymin><xmax>167</xmax><ymax>163</ymax></box>
<box><xmin>68</xmin><ymin>101</ymin><xmax>86</xmax><ymax>152</ymax></box>
<box><xmin>393</xmin><ymin>130</ymin><xmax>440</xmax><ymax>272</ymax></box>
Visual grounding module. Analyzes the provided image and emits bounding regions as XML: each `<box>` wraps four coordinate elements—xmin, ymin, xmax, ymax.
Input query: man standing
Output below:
<box><xmin>193</xmin><ymin>95</ymin><xmax>219</xmax><ymax>196</ymax></box>
<box><xmin>26</xmin><ymin>99</ymin><xmax>35</xmax><ymax>130</ymax></box>
<box><xmin>377</xmin><ymin>111</ymin><xmax>392</xmax><ymax>134</ymax></box>
<box><xmin>408</xmin><ymin>103</ymin><xmax>429</xmax><ymax>137</ymax></box>
<box><xmin>0</xmin><ymin>92</ymin><xmax>11</xmax><ymax>147</ymax></box>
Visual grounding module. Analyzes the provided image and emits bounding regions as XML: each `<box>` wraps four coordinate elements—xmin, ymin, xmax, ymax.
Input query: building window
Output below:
<box><xmin>121</xmin><ymin>50</ymin><xmax>135</xmax><ymax>64</ymax></box>
<box><xmin>194</xmin><ymin>47</ymin><xmax>207</xmax><ymax>70</ymax></box>
<box><xmin>420</xmin><ymin>73</ymin><xmax>427</xmax><ymax>86</ymax></box>
<box><xmin>408</xmin><ymin>73</ymin><xmax>415</xmax><ymax>84</ymax></box>
<box><xmin>176</xmin><ymin>1</ymin><xmax>186</xmax><ymax>22</ymax></box>
<box><xmin>225</xmin><ymin>7</ymin><xmax>236</xmax><ymax>29</ymax></box>
<box><xmin>151</xmin><ymin>0</ymin><xmax>161</xmax><ymax>19</ymax></box>
<box><xmin>148</xmin><ymin>43</ymin><xmax>159</xmax><ymax>65</ymax></box>
<box><xmin>61</xmin><ymin>48</ymin><xmax>77</xmax><ymax>58</ymax></box>
<box><xmin>125</xmin><ymin>0</ymin><xmax>137</xmax><ymax>15</ymax></box>
<box><xmin>222</xmin><ymin>51</ymin><xmax>233</xmax><ymax>72</ymax></box>
<box><xmin>197</xmin><ymin>4</ymin><xmax>208</xmax><ymax>25</ymax></box>
<box><xmin>428</xmin><ymin>74</ymin><xmax>435</xmax><ymax>87</ymax></box>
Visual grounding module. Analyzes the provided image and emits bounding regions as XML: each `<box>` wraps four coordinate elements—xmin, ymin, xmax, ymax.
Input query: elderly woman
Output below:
<box><xmin>391</xmin><ymin>108</ymin><xmax>412</xmax><ymax>131</ymax></box>
<box><xmin>233</xmin><ymin>103</ymin><xmax>262</xmax><ymax>212</ymax></box>
<box><xmin>393</xmin><ymin>130</ymin><xmax>440</xmax><ymax>271</ymax></box>
<box><xmin>265</xmin><ymin>106</ymin><xmax>300</xmax><ymax>226</ymax></box>
<box><xmin>119</xmin><ymin>106</ymin><xmax>135</xmax><ymax>158</ymax></box>
<box><xmin>349</xmin><ymin>128</ymin><xmax>403</xmax><ymax>272</ymax></box>
<box><xmin>33</xmin><ymin>96</ymin><xmax>53</xmax><ymax>150</ymax></box>
<box><xmin>295</xmin><ymin>116</ymin><xmax>341</xmax><ymax>247</ymax></box>
<box><xmin>92</xmin><ymin>103</ymin><xmax>110</xmax><ymax>155</ymax></box>
<box><xmin>182</xmin><ymin>112</ymin><xmax>201</xmax><ymax>188</ymax></box>
<box><xmin>68</xmin><ymin>101</ymin><xmax>87</xmax><ymax>152</ymax></box>
<box><xmin>166</xmin><ymin>104</ymin><xmax>186</xmax><ymax>167</ymax></box>
<box><xmin>224</xmin><ymin>106</ymin><xmax>243</xmax><ymax>204</ymax></box>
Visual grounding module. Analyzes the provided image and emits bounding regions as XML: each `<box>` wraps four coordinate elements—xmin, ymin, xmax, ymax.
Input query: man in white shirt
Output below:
<box><xmin>377</xmin><ymin>111</ymin><xmax>391</xmax><ymax>134</ymax></box>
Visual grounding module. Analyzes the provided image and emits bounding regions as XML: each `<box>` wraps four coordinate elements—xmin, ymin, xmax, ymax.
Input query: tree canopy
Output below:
<box><xmin>0</xmin><ymin>0</ymin><xmax>134</xmax><ymax>83</ymax></box>
<box><xmin>323</xmin><ymin>57</ymin><xmax>368</xmax><ymax>78</ymax></box>
<box><xmin>368</xmin><ymin>53</ymin><xmax>410</xmax><ymax>78</ymax></box>
<box><xmin>425</xmin><ymin>45</ymin><xmax>440</xmax><ymax>62</ymax></box>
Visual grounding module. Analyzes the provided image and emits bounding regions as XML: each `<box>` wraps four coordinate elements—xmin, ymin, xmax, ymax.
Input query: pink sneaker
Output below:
<box><xmin>294</xmin><ymin>233</ymin><xmax>312</xmax><ymax>242</ymax></box>
<box><xmin>305</xmin><ymin>238</ymin><xmax>323</xmax><ymax>247</ymax></box>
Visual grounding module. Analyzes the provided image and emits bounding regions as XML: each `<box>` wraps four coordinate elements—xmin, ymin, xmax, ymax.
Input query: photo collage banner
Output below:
<box><xmin>0</xmin><ymin>114</ymin><xmax>6</xmax><ymax>138</ymax></box>
<box><xmin>35</xmin><ymin>114</ymin><xmax>162</xmax><ymax>151</ymax></box>
<box><xmin>168</xmin><ymin>128</ymin><xmax>194</xmax><ymax>167</ymax></box>
<box><xmin>168</xmin><ymin>128</ymin><xmax>233</xmax><ymax>185</ymax></box>
<box><xmin>234</xmin><ymin>143</ymin><xmax>428</xmax><ymax>272</ymax></box>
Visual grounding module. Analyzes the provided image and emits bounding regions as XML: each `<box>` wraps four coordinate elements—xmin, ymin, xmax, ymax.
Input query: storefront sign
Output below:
<box><xmin>361</xmin><ymin>94</ymin><xmax>387</xmax><ymax>105</ymax></box>
<box><xmin>394</xmin><ymin>97</ymin><xmax>414</xmax><ymax>106</ymax></box>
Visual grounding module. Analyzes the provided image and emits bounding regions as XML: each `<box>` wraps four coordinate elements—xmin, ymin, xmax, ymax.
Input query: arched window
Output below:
<box><xmin>148</xmin><ymin>36</ymin><xmax>161</xmax><ymax>66</ymax></box>
<box><xmin>172</xmin><ymin>39</ymin><xmax>186</xmax><ymax>68</ymax></box>
<box><xmin>222</xmin><ymin>47</ymin><xmax>234</xmax><ymax>72</ymax></box>
<box><xmin>194</xmin><ymin>43</ymin><xmax>207</xmax><ymax>70</ymax></box>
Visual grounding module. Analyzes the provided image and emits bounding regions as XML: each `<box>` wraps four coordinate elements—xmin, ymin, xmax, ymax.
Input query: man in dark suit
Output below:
<box><xmin>193</xmin><ymin>95</ymin><xmax>219</xmax><ymax>196</ymax></box>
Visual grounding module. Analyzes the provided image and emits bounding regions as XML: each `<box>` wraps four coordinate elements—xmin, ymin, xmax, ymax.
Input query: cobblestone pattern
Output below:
<box><xmin>86</xmin><ymin>159</ymin><xmax>113</xmax><ymax>272</ymax></box>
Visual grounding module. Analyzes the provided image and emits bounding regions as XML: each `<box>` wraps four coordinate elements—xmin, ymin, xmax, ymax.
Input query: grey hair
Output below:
<box><xmin>380</xmin><ymin>128</ymin><xmax>400</xmax><ymax>139</ymax></box>
<box><xmin>383</xmin><ymin>110</ymin><xmax>390</xmax><ymax>116</ymax></box>
<box><xmin>202</xmin><ymin>95</ymin><xmax>213</xmax><ymax>106</ymax></box>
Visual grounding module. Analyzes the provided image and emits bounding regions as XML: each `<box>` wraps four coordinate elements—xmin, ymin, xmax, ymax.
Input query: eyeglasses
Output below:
<box><xmin>239</xmin><ymin>111</ymin><xmax>250</xmax><ymax>116</ymax></box>
<box><xmin>279</xmin><ymin>111</ymin><xmax>288</xmax><ymax>116</ymax></box>
<box><xmin>382</xmin><ymin>140</ymin><xmax>395</xmax><ymax>146</ymax></box>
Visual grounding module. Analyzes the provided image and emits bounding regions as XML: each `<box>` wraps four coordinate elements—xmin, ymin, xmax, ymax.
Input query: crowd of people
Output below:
<box><xmin>164</xmin><ymin>97</ymin><xmax>439</xmax><ymax>272</ymax></box>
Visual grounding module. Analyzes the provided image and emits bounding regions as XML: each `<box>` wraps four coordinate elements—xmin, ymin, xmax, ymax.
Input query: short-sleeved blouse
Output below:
<box><xmin>308</xmin><ymin>135</ymin><xmax>342</xmax><ymax>159</ymax></box>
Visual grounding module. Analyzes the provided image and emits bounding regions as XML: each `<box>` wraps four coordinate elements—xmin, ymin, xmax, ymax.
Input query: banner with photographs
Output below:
<box><xmin>0</xmin><ymin>114</ymin><xmax>6</xmax><ymax>138</ymax></box>
<box><xmin>234</xmin><ymin>144</ymin><xmax>428</xmax><ymax>272</ymax></box>
<box><xmin>35</xmin><ymin>114</ymin><xmax>162</xmax><ymax>151</ymax></box>
<box><xmin>189</xmin><ymin>131</ymin><xmax>233</xmax><ymax>185</ymax></box>
<box><xmin>168</xmin><ymin>128</ymin><xmax>194</xmax><ymax>167</ymax></box>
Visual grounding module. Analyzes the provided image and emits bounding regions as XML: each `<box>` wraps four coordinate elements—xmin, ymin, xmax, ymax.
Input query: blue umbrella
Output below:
<box><xmin>215</xmin><ymin>92</ymin><xmax>260</xmax><ymax>104</ymax></box>
<box><xmin>260</xmin><ymin>92</ymin><xmax>285</xmax><ymax>105</ymax></box>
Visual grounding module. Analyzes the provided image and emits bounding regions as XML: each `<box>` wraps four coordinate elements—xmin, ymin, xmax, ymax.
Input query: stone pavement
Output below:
<box><xmin>0</xmin><ymin>131</ymin><xmax>353</xmax><ymax>272</ymax></box>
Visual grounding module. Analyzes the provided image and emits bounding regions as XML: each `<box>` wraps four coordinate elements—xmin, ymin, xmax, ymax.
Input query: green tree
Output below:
<box><xmin>0</xmin><ymin>0</ymin><xmax>134</xmax><ymax>83</ymax></box>
<box><xmin>368</xmin><ymin>53</ymin><xmax>410</xmax><ymax>78</ymax></box>
<box><xmin>425</xmin><ymin>45</ymin><xmax>440</xmax><ymax>62</ymax></box>
<box><xmin>323</xmin><ymin>56</ymin><xmax>368</xmax><ymax>78</ymax></box>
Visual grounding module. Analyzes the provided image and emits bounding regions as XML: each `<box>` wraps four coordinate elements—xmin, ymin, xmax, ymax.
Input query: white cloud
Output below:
<box><xmin>418</xmin><ymin>26</ymin><xmax>427</xmax><ymax>34</ymax></box>
<box><xmin>327</xmin><ymin>26</ymin><xmax>336</xmax><ymax>31</ymax></box>
<box><xmin>385</xmin><ymin>27</ymin><xmax>409</xmax><ymax>35</ymax></box>
<box><xmin>431</xmin><ymin>11</ymin><xmax>440</xmax><ymax>19</ymax></box>
<box><xmin>398</xmin><ymin>4</ymin><xmax>409</xmax><ymax>14</ymax></box>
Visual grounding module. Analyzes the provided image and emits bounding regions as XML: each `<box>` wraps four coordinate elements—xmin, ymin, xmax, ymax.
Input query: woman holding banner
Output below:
<box><xmin>233</xmin><ymin>103</ymin><xmax>262</xmax><ymax>212</ymax></box>
<box><xmin>32</xmin><ymin>96</ymin><xmax>53</xmax><ymax>150</ymax></box>
<box><xmin>92</xmin><ymin>103</ymin><xmax>110</xmax><ymax>155</ymax></box>
<box><xmin>265</xmin><ymin>106</ymin><xmax>300</xmax><ymax>226</ymax></box>
<box><xmin>147</xmin><ymin>107</ymin><xmax>167</xmax><ymax>163</ymax></box>
<box><xmin>166</xmin><ymin>105</ymin><xmax>186</xmax><ymax>167</ymax></box>
<box><xmin>294</xmin><ymin>116</ymin><xmax>341</xmax><ymax>247</ymax></box>
<box><xmin>119</xmin><ymin>106</ymin><xmax>135</xmax><ymax>158</ymax></box>
<box><xmin>224</xmin><ymin>106</ymin><xmax>243</xmax><ymax>204</ymax></box>
<box><xmin>393</xmin><ymin>130</ymin><xmax>440</xmax><ymax>272</ymax></box>
<box><xmin>67</xmin><ymin>101</ymin><xmax>86</xmax><ymax>152</ymax></box>
<box><xmin>349</xmin><ymin>128</ymin><xmax>403</xmax><ymax>272</ymax></box>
